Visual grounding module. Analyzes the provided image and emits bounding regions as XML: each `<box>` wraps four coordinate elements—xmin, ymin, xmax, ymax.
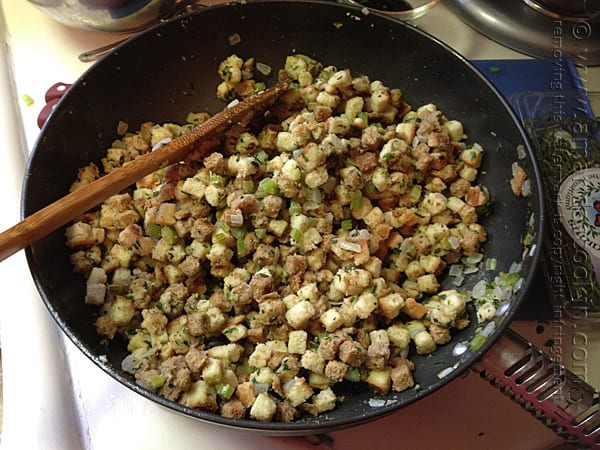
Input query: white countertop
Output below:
<box><xmin>0</xmin><ymin>1</ymin><xmax>597</xmax><ymax>449</ymax></box>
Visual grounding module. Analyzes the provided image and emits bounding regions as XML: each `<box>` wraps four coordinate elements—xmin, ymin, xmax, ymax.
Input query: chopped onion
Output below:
<box><xmin>511</xmin><ymin>161</ymin><xmax>519</xmax><ymax>176</ymax></box>
<box><xmin>340</xmin><ymin>241</ymin><xmax>362</xmax><ymax>253</ymax></box>
<box><xmin>529</xmin><ymin>243</ymin><xmax>537</xmax><ymax>257</ymax></box>
<box><xmin>480</xmin><ymin>321</ymin><xmax>496</xmax><ymax>337</ymax></box>
<box><xmin>282</xmin><ymin>378</ymin><xmax>296</xmax><ymax>392</ymax></box>
<box><xmin>447</xmin><ymin>236</ymin><xmax>460</xmax><ymax>250</ymax></box>
<box><xmin>121</xmin><ymin>354</ymin><xmax>138</xmax><ymax>374</ymax></box>
<box><xmin>515</xmin><ymin>277</ymin><xmax>524</xmax><ymax>291</ymax></box>
<box><xmin>449</xmin><ymin>264</ymin><xmax>463</xmax><ymax>277</ymax></box>
<box><xmin>254</xmin><ymin>383</ymin><xmax>269</xmax><ymax>394</ymax></box>
<box><xmin>228</xmin><ymin>33</ymin><xmax>241</xmax><ymax>46</ymax></box>
<box><xmin>117</xmin><ymin>120</ymin><xmax>128</xmax><ymax>136</ymax></box>
<box><xmin>437</xmin><ymin>366</ymin><xmax>455</xmax><ymax>379</ymax></box>
<box><xmin>463</xmin><ymin>253</ymin><xmax>483</xmax><ymax>266</ymax></box>
<box><xmin>496</xmin><ymin>301</ymin><xmax>510</xmax><ymax>317</ymax></box>
<box><xmin>227</xmin><ymin>98</ymin><xmax>240</xmax><ymax>109</ymax></box>
<box><xmin>349</xmin><ymin>229</ymin><xmax>370</xmax><ymax>240</ymax></box>
<box><xmin>452</xmin><ymin>275</ymin><xmax>464</xmax><ymax>287</ymax></box>
<box><xmin>368</xmin><ymin>398</ymin><xmax>386</xmax><ymax>408</ymax></box>
<box><xmin>152</xmin><ymin>137</ymin><xmax>171</xmax><ymax>151</ymax></box>
<box><xmin>452</xmin><ymin>341</ymin><xmax>468</xmax><ymax>356</ymax></box>
<box><xmin>400</xmin><ymin>239</ymin><xmax>415</xmax><ymax>253</ymax></box>
<box><xmin>229</xmin><ymin>213</ymin><xmax>244</xmax><ymax>226</ymax></box>
<box><xmin>493</xmin><ymin>285</ymin><xmax>505</xmax><ymax>300</ymax></box>
<box><xmin>521</xmin><ymin>179</ymin><xmax>532</xmax><ymax>197</ymax></box>
<box><xmin>471</xmin><ymin>280</ymin><xmax>487</xmax><ymax>299</ymax></box>
<box><xmin>509</xmin><ymin>261</ymin><xmax>522</xmax><ymax>273</ymax></box>
<box><xmin>308</xmin><ymin>188</ymin><xmax>322</xmax><ymax>204</ymax></box>
<box><xmin>256</xmin><ymin>61</ymin><xmax>272</xmax><ymax>76</ymax></box>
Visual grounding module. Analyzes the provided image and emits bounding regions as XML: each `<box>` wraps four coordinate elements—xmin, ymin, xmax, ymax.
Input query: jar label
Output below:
<box><xmin>557</xmin><ymin>167</ymin><xmax>600</xmax><ymax>283</ymax></box>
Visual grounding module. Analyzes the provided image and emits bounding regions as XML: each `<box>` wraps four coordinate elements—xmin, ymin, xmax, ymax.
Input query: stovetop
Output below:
<box><xmin>447</xmin><ymin>0</ymin><xmax>600</xmax><ymax>66</ymax></box>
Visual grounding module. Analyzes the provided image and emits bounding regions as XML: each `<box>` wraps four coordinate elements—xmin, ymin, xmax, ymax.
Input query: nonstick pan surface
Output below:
<box><xmin>23</xmin><ymin>0</ymin><xmax>544</xmax><ymax>435</ymax></box>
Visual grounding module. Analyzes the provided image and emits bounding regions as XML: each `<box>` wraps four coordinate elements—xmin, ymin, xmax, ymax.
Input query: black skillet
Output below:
<box><xmin>23</xmin><ymin>0</ymin><xmax>545</xmax><ymax>436</ymax></box>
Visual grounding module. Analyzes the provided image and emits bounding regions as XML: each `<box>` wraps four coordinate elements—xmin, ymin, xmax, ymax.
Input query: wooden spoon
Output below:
<box><xmin>0</xmin><ymin>82</ymin><xmax>289</xmax><ymax>262</ymax></box>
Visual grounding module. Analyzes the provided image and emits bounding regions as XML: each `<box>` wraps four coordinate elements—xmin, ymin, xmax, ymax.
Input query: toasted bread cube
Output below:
<box><xmin>181</xmin><ymin>380</ymin><xmax>217</xmax><ymax>411</ymax></box>
<box><xmin>416</xmin><ymin>274</ymin><xmax>440</xmax><ymax>294</ymax></box>
<box><xmin>202</xmin><ymin>358</ymin><xmax>224</xmax><ymax>385</ymax></box>
<box><xmin>223</xmin><ymin>324</ymin><xmax>248</xmax><ymax>342</ymax></box>
<box><xmin>387</xmin><ymin>324</ymin><xmax>410</xmax><ymax>351</ymax></box>
<box><xmin>286</xmin><ymin>300</ymin><xmax>316</xmax><ymax>329</ymax></box>
<box><xmin>352</xmin><ymin>292</ymin><xmax>378</xmax><ymax>319</ymax></box>
<box><xmin>288</xmin><ymin>330</ymin><xmax>308</xmax><ymax>354</ymax></box>
<box><xmin>301</xmin><ymin>350</ymin><xmax>326</xmax><ymax>374</ymax></box>
<box><xmin>249</xmin><ymin>343</ymin><xmax>272</xmax><ymax>368</ymax></box>
<box><xmin>284</xmin><ymin>377</ymin><xmax>314</xmax><ymax>407</ymax></box>
<box><xmin>413</xmin><ymin>330</ymin><xmax>437</xmax><ymax>355</ymax></box>
<box><xmin>236</xmin><ymin>381</ymin><xmax>256</xmax><ymax>407</ymax></box>
<box><xmin>366</xmin><ymin>367</ymin><xmax>392</xmax><ymax>394</ymax></box>
<box><xmin>313</xmin><ymin>387</ymin><xmax>337</xmax><ymax>413</ymax></box>
<box><xmin>378</xmin><ymin>293</ymin><xmax>404</xmax><ymax>320</ymax></box>
<box><xmin>250</xmin><ymin>392</ymin><xmax>278</xmax><ymax>422</ymax></box>
<box><xmin>320</xmin><ymin>308</ymin><xmax>344</xmax><ymax>332</ymax></box>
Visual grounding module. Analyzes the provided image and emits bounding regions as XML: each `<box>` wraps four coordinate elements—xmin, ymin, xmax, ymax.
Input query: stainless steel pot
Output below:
<box><xmin>26</xmin><ymin>0</ymin><xmax>189</xmax><ymax>32</ymax></box>
<box><xmin>28</xmin><ymin>0</ymin><xmax>442</xmax><ymax>33</ymax></box>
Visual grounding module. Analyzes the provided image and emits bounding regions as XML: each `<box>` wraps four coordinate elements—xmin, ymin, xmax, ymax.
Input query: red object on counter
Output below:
<box><xmin>37</xmin><ymin>82</ymin><xmax>71</xmax><ymax>129</ymax></box>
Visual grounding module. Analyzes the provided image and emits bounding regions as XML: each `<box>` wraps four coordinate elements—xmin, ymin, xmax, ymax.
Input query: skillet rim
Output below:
<box><xmin>22</xmin><ymin>0</ymin><xmax>545</xmax><ymax>435</ymax></box>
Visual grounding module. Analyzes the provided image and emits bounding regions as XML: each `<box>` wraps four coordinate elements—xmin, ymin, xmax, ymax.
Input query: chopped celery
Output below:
<box><xmin>344</xmin><ymin>367</ymin><xmax>361</xmax><ymax>382</ymax></box>
<box><xmin>289</xmin><ymin>200</ymin><xmax>302</xmax><ymax>216</ymax></box>
<box><xmin>148</xmin><ymin>373</ymin><xmax>165</xmax><ymax>390</ymax></box>
<box><xmin>236</xmin><ymin>359</ymin><xmax>251</xmax><ymax>375</ymax></box>
<box><xmin>242</xmin><ymin>179</ymin><xmax>255</xmax><ymax>194</ymax></box>
<box><xmin>350</xmin><ymin>190</ymin><xmax>363</xmax><ymax>210</ymax></box>
<box><xmin>291</xmin><ymin>228</ymin><xmax>303</xmax><ymax>244</ymax></box>
<box><xmin>217</xmin><ymin>383</ymin><xmax>235</xmax><ymax>399</ymax></box>
<box><xmin>214</xmin><ymin>231</ymin><xmax>228</xmax><ymax>242</ymax></box>
<box><xmin>469</xmin><ymin>333</ymin><xmax>487</xmax><ymax>351</ymax></box>
<box><xmin>499</xmin><ymin>271</ymin><xmax>521</xmax><ymax>287</ymax></box>
<box><xmin>485</xmin><ymin>257</ymin><xmax>498</xmax><ymax>271</ymax></box>
<box><xmin>145</xmin><ymin>223</ymin><xmax>162</xmax><ymax>239</ymax></box>
<box><xmin>409</xmin><ymin>184</ymin><xmax>422</xmax><ymax>203</ymax></box>
<box><xmin>237</xmin><ymin>236</ymin><xmax>246</xmax><ymax>255</ymax></box>
<box><xmin>22</xmin><ymin>93</ymin><xmax>34</xmax><ymax>106</ymax></box>
<box><xmin>230</xmin><ymin>226</ymin><xmax>245</xmax><ymax>240</ymax></box>
<box><xmin>210</xmin><ymin>173</ymin><xmax>226</xmax><ymax>186</ymax></box>
<box><xmin>256</xmin><ymin>178</ymin><xmax>279</xmax><ymax>197</ymax></box>
<box><xmin>161</xmin><ymin>226</ymin><xmax>178</xmax><ymax>245</ymax></box>
<box><xmin>253</xmin><ymin>150</ymin><xmax>269</xmax><ymax>165</ymax></box>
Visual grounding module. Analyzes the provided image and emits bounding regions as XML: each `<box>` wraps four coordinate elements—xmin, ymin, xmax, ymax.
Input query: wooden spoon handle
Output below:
<box><xmin>0</xmin><ymin>82</ymin><xmax>288</xmax><ymax>262</ymax></box>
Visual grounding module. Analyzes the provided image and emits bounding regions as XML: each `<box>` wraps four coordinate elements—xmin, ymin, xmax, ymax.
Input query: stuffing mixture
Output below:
<box><xmin>65</xmin><ymin>54</ymin><xmax>493</xmax><ymax>422</ymax></box>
